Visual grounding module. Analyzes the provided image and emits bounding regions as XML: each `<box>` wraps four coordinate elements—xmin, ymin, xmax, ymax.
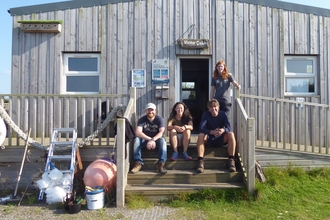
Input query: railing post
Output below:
<box><xmin>233</xmin><ymin>87</ymin><xmax>240</xmax><ymax>135</ymax></box>
<box><xmin>247</xmin><ymin>117</ymin><xmax>255</xmax><ymax>195</ymax></box>
<box><xmin>116</xmin><ymin>118</ymin><xmax>125</xmax><ymax>208</ymax></box>
<box><xmin>130</xmin><ymin>87</ymin><xmax>136</xmax><ymax>127</ymax></box>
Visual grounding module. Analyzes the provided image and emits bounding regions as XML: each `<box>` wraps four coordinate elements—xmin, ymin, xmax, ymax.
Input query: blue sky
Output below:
<box><xmin>0</xmin><ymin>0</ymin><xmax>330</xmax><ymax>94</ymax></box>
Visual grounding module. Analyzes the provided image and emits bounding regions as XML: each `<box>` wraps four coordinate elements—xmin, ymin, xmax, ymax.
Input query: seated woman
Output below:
<box><xmin>167</xmin><ymin>102</ymin><xmax>193</xmax><ymax>160</ymax></box>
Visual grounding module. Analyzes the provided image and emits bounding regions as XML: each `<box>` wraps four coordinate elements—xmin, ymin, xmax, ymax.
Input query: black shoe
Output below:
<box><xmin>196</xmin><ymin>159</ymin><xmax>204</xmax><ymax>173</ymax></box>
<box><xmin>228</xmin><ymin>158</ymin><xmax>236</xmax><ymax>172</ymax></box>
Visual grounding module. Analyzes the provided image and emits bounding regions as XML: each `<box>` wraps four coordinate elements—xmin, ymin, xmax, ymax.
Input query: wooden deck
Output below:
<box><xmin>256</xmin><ymin>140</ymin><xmax>330</xmax><ymax>168</ymax></box>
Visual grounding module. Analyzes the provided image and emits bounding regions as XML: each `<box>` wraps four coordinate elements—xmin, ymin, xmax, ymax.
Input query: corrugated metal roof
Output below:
<box><xmin>8</xmin><ymin>0</ymin><xmax>330</xmax><ymax>17</ymax></box>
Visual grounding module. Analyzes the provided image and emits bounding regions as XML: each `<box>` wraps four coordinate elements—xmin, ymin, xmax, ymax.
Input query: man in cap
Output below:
<box><xmin>130</xmin><ymin>103</ymin><xmax>167</xmax><ymax>174</ymax></box>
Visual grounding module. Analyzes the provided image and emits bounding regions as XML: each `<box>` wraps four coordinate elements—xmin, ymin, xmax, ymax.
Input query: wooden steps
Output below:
<box><xmin>125</xmin><ymin>142</ymin><xmax>244</xmax><ymax>201</ymax></box>
<box><xmin>125</xmin><ymin>182</ymin><xmax>244</xmax><ymax>201</ymax></box>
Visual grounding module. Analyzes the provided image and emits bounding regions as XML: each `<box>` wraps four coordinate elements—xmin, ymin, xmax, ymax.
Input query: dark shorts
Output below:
<box><xmin>219</xmin><ymin>102</ymin><xmax>232</xmax><ymax>114</ymax></box>
<box><xmin>207</xmin><ymin>135</ymin><xmax>227</xmax><ymax>147</ymax></box>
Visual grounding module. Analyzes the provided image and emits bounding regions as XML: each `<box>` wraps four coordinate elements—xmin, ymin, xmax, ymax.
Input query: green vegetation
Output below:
<box><xmin>1</xmin><ymin>167</ymin><xmax>330</xmax><ymax>219</ymax></box>
<box><xmin>17</xmin><ymin>20</ymin><xmax>62</xmax><ymax>24</ymax></box>
<box><xmin>126</xmin><ymin>194</ymin><xmax>154</xmax><ymax>209</ymax></box>
<box><xmin>130</xmin><ymin>167</ymin><xmax>330</xmax><ymax>219</ymax></box>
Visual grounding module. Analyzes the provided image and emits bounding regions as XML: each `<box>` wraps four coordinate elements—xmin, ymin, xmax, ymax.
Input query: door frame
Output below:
<box><xmin>175</xmin><ymin>56</ymin><xmax>212</xmax><ymax>102</ymax></box>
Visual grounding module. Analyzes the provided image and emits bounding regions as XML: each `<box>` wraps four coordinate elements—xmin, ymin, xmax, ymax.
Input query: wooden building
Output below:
<box><xmin>8</xmin><ymin>0</ymin><xmax>330</xmax><ymax>136</ymax></box>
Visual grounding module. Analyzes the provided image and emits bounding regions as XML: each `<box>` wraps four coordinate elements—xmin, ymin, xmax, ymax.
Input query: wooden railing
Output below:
<box><xmin>234</xmin><ymin>90</ymin><xmax>330</xmax><ymax>194</ymax></box>
<box><xmin>234</xmin><ymin>90</ymin><xmax>255</xmax><ymax>195</ymax></box>
<box><xmin>238</xmin><ymin>94</ymin><xmax>330</xmax><ymax>154</ymax></box>
<box><xmin>116</xmin><ymin>87</ymin><xmax>136</xmax><ymax>208</ymax></box>
<box><xmin>0</xmin><ymin>93</ymin><xmax>129</xmax><ymax>147</ymax></box>
<box><xmin>0</xmin><ymin>88</ymin><xmax>136</xmax><ymax>207</ymax></box>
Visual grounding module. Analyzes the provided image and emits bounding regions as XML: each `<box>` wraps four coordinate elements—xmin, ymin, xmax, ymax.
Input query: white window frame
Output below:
<box><xmin>62</xmin><ymin>53</ymin><xmax>100</xmax><ymax>94</ymax></box>
<box><xmin>284</xmin><ymin>56</ymin><xmax>318</xmax><ymax>96</ymax></box>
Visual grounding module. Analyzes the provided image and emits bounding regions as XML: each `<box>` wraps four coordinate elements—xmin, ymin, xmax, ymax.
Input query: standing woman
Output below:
<box><xmin>167</xmin><ymin>102</ymin><xmax>193</xmax><ymax>161</ymax></box>
<box><xmin>210</xmin><ymin>60</ymin><xmax>241</xmax><ymax>116</ymax></box>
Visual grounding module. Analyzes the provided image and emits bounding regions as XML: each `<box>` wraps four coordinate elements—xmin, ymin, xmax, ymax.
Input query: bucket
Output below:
<box><xmin>85</xmin><ymin>186</ymin><xmax>104</xmax><ymax>210</ymax></box>
<box><xmin>69</xmin><ymin>203</ymin><xmax>81</xmax><ymax>214</ymax></box>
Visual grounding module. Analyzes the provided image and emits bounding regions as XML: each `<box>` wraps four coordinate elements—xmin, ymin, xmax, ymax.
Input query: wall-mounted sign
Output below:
<box><xmin>178</xmin><ymin>39</ymin><xmax>210</xmax><ymax>49</ymax></box>
<box><xmin>152</xmin><ymin>59</ymin><xmax>169</xmax><ymax>84</ymax></box>
<box><xmin>131</xmin><ymin>69</ymin><xmax>146</xmax><ymax>88</ymax></box>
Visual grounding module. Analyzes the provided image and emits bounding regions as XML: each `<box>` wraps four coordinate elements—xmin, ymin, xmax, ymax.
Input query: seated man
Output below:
<box><xmin>196</xmin><ymin>99</ymin><xmax>237</xmax><ymax>173</ymax></box>
<box><xmin>130</xmin><ymin>103</ymin><xmax>167</xmax><ymax>174</ymax></box>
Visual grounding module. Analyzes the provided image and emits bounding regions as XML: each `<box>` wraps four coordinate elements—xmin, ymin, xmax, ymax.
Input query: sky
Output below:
<box><xmin>0</xmin><ymin>0</ymin><xmax>330</xmax><ymax>94</ymax></box>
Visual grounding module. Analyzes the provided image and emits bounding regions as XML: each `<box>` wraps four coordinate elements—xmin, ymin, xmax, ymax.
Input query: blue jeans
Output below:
<box><xmin>133</xmin><ymin>137</ymin><xmax>167</xmax><ymax>164</ymax></box>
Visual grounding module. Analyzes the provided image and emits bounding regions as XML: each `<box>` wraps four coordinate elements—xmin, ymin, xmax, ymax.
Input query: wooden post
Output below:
<box><xmin>116</xmin><ymin>118</ymin><xmax>125</xmax><ymax>208</ymax></box>
<box><xmin>247</xmin><ymin>118</ymin><xmax>255</xmax><ymax>195</ymax></box>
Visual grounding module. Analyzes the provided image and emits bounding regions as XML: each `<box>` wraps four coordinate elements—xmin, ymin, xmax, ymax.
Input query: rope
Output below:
<box><xmin>0</xmin><ymin>104</ymin><xmax>124</xmax><ymax>152</ymax></box>
<box><xmin>0</xmin><ymin>104</ymin><xmax>43</xmax><ymax>149</ymax></box>
<box><xmin>76</xmin><ymin>105</ymin><xmax>124</xmax><ymax>148</ymax></box>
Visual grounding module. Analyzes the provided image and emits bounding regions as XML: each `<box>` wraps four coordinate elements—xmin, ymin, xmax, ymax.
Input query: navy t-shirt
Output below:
<box><xmin>199</xmin><ymin>110</ymin><xmax>231</xmax><ymax>139</ymax></box>
<box><xmin>137</xmin><ymin>115</ymin><xmax>165</xmax><ymax>137</ymax></box>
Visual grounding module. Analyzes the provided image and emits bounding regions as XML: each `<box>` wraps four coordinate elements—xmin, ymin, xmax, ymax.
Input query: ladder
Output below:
<box><xmin>38</xmin><ymin>128</ymin><xmax>77</xmax><ymax>201</ymax></box>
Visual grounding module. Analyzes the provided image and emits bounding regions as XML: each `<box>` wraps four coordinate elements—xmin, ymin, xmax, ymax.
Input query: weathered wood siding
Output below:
<box><xmin>10</xmin><ymin>0</ymin><xmax>330</xmax><ymax>137</ymax></box>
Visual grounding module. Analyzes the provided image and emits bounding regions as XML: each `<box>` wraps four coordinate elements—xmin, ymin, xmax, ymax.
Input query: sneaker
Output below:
<box><xmin>130</xmin><ymin>161</ymin><xmax>142</xmax><ymax>174</ymax></box>
<box><xmin>228</xmin><ymin>158</ymin><xmax>236</xmax><ymax>172</ymax></box>
<box><xmin>182</xmin><ymin>152</ymin><xmax>192</xmax><ymax>160</ymax></box>
<box><xmin>157</xmin><ymin>162</ymin><xmax>167</xmax><ymax>174</ymax></box>
<box><xmin>170</xmin><ymin>151</ymin><xmax>179</xmax><ymax>161</ymax></box>
<box><xmin>196</xmin><ymin>159</ymin><xmax>204</xmax><ymax>173</ymax></box>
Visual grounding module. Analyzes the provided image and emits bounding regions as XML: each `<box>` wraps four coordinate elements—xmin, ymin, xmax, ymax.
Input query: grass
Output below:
<box><xmin>133</xmin><ymin>166</ymin><xmax>330</xmax><ymax>220</ymax></box>
<box><xmin>2</xmin><ymin>167</ymin><xmax>330</xmax><ymax>219</ymax></box>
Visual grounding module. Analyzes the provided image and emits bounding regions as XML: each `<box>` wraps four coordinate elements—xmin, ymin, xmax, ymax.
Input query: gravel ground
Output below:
<box><xmin>0</xmin><ymin>204</ymin><xmax>205</xmax><ymax>220</ymax></box>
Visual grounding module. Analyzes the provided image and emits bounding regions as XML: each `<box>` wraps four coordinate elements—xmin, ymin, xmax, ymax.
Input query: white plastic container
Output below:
<box><xmin>85</xmin><ymin>186</ymin><xmax>104</xmax><ymax>210</ymax></box>
<box><xmin>48</xmin><ymin>168</ymin><xmax>63</xmax><ymax>181</ymax></box>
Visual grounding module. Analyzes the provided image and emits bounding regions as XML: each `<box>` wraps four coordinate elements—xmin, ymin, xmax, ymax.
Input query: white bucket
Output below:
<box><xmin>85</xmin><ymin>186</ymin><xmax>104</xmax><ymax>210</ymax></box>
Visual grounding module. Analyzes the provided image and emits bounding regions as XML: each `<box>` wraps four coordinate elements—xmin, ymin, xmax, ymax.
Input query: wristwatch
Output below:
<box><xmin>184</xmin><ymin>125</ymin><xmax>187</xmax><ymax>129</ymax></box>
<box><xmin>150</xmin><ymin>137</ymin><xmax>154</xmax><ymax>141</ymax></box>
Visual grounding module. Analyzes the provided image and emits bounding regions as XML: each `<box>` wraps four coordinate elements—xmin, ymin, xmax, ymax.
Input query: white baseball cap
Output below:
<box><xmin>145</xmin><ymin>103</ymin><xmax>156</xmax><ymax>110</ymax></box>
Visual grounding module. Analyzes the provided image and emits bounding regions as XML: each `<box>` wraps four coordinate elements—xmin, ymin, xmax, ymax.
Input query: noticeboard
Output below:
<box><xmin>131</xmin><ymin>69</ymin><xmax>146</xmax><ymax>88</ymax></box>
<box><xmin>152</xmin><ymin>59</ymin><xmax>169</xmax><ymax>84</ymax></box>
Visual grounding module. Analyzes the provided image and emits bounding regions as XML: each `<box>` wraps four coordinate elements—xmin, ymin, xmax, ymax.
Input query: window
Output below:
<box><xmin>62</xmin><ymin>53</ymin><xmax>100</xmax><ymax>94</ymax></box>
<box><xmin>284</xmin><ymin>56</ymin><xmax>318</xmax><ymax>96</ymax></box>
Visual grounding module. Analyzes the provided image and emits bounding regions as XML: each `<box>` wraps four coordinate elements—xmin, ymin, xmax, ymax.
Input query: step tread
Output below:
<box><xmin>48</xmin><ymin>155</ymin><xmax>72</xmax><ymax>160</ymax></box>
<box><xmin>50</xmin><ymin>141</ymin><xmax>75</xmax><ymax>145</ymax></box>
<box><xmin>128</xmin><ymin>169</ymin><xmax>238</xmax><ymax>175</ymax></box>
<box><xmin>142</xmin><ymin>157</ymin><xmax>229</xmax><ymax>161</ymax></box>
<box><xmin>126</xmin><ymin>182</ymin><xmax>244</xmax><ymax>191</ymax></box>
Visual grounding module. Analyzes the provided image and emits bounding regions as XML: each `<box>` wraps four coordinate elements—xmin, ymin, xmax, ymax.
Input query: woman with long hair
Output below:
<box><xmin>167</xmin><ymin>102</ymin><xmax>193</xmax><ymax>160</ymax></box>
<box><xmin>210</xmin><ymin>60</ymin><xmax>241</xmax><ymax>116</ymax></box>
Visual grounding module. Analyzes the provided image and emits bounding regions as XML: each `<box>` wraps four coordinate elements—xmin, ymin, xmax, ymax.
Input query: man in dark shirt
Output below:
<box><xmin>130</xmin><ymin>103</ymin><xmax>167</xmax><ymax>174</ymax></box>
<box><xmin>196</xmin><ymin>99</ymin><xmax>237</xmax><ymax>173</ymax></box>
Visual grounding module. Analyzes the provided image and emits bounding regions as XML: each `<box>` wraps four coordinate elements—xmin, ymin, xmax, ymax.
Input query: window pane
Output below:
<box><xmin>182</xmin><ymin>90</ymin><xmax>196</xmax><ymax>100</ymax></box>
<box><xmin>68</xmin><ymin>57</ymin><xmax>98</xmax><ymax>71</ymax></box>
<box><xmin>287</xmin><ymin>60</ymin><xmax>313</xmax><ymax>73</ymax></box>
<box><xmin>66</xmin><ymin>76</ymin><xmax>99</xmax><ymax>92</ymax></box>
<box><xmin>182</xmin><ymin>82</ymin><xmax>195</xmax><ymax>89</ymax></box>
<box><xmin>285</xmin><ymin>78</ymin><xmax>315</xmax><ymax>93</ymax></box>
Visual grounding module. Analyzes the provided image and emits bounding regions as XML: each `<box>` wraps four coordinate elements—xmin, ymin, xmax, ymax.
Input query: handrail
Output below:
<box><xmin>234</xmin><ymin>89</ymin><xmax>255</xmax><ymax>195</ymax></box>
<box><xmin>239</xmin><ymin>93</ymin><xmax>330</xmax><ymax>108</ymax></box>
<box><xmin>116</xmin><ymin>87</ymin><xmax>136</xmax><ymax>208</ymax></box>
